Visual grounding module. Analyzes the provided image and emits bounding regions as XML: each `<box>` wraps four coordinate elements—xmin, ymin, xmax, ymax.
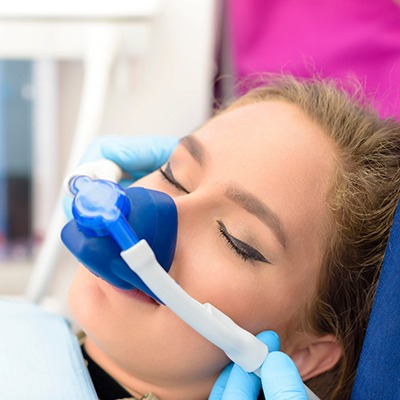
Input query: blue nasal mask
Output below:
<box><xmin>61</xmin><ymin>176</ymin><xmax>177</xmax><ymax>303</ymax></box>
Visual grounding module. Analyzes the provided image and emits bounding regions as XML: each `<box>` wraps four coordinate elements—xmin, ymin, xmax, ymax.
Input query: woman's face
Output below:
<box><xmin>69</xmin><ymin>100</ymin><xmax>337</xmax><ymax>399</ymax></box>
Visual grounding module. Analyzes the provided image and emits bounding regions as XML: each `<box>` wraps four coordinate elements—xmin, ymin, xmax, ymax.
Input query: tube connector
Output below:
<box><xmin>68</xmin><ymin>175</ymin><xmax>136</xmax><ymax>247</ymax></box>
<box><xmin>64</xmin><ymin>159</ymin><xmax>123</xmax><ymax>197</ymax></box>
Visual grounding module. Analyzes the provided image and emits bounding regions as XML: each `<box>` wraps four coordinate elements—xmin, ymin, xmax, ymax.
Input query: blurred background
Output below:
<box><xmin>0</xmin><ymin>0</ymin><xmax>399</xmax><ymax>316</ymax></box>
<box><xmin>0</xmin><ymin>0</ymin><xmax>222</xmax><ymax>312</ymax></box>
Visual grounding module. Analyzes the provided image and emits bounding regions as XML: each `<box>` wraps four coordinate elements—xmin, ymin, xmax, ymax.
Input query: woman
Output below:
<box><xmin>68</xmin><ymin>76</ymin><xmax>400</xmax><ymax>399</ymax></box>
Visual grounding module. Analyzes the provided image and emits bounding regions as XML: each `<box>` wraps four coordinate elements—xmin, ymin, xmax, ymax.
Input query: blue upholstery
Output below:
<box><xmin>0</xmin><ymin>300</ymin><xmax>97</xmax><ymax>400</ymax></box>
<box><xmin>351</xmin><ymin>202</ymin><xmax>400</xmax><ymax>399</ymax></box>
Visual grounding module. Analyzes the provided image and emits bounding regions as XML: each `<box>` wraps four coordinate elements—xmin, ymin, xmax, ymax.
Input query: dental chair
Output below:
<box><xmin>0</xmin><ymin>200</ymin><xmax>399</xmax><ymax>399</ymax></box>
<box><xmin>0</xmin><ymin>300</ymin><xmax>97</xmax><ymax>400</ymax></box>
<box><xmin>350</xmin><ymin>201</ymin><xmax>400</xmax><ymax>399</ymax></box>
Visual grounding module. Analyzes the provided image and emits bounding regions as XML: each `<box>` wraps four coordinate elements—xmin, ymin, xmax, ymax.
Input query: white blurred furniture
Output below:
<box><xmin>0</xmin><ymin>0</ymin><xmax>217</xmax><ymax>306</ymax></box>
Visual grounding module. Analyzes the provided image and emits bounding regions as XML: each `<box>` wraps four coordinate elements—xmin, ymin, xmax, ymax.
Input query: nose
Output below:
<box><xmin>166</xmin><ymin>188</ymin><xmax>218</xmax><ymax>279</ymax></box>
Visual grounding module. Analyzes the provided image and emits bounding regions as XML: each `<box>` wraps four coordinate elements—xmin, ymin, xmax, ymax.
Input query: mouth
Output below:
<box><xmin>112</xmin><ymin>286</ymin><xmax>161</xmax><ymax>306</ymax></box>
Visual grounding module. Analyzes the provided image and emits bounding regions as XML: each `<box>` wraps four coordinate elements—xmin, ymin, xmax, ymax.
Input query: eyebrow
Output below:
<box><xmin>179</xmin><ymin>135</ymin><xmax>205</xmax><ymax>165</ymax></box>
<box><xmin>179</xmin><ymin>134</ymin><xmax>287</xmax><ymax>248</ymax></box>
<box><xmin>225</xmin><ymin>185</ymin><xmax>287</xmax><ymax>249</ymax></box>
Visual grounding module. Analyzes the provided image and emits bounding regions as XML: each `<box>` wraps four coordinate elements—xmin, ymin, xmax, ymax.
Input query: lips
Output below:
<box><xmin>112</xmin><ymin>286</ymin><xmax>160</xmax><ymax>306</ymax></box>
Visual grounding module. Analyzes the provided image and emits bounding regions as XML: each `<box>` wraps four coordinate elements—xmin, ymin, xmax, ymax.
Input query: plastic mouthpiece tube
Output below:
<box><xmin>122</xmin><ymin>240</ymin><xmax>268</xmax><ymax>373</ymax></box>
<box><xmin>121</xmin><ymin>241</ymin><xmax>320</xmax><ymax>400</ymax></box>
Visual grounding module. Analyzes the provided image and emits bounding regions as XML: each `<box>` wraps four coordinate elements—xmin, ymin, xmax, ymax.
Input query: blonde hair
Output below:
<box><xmin>225</xmin><ymin>75</ymin><xmax>400</xmax><ymax>399</ymax></box>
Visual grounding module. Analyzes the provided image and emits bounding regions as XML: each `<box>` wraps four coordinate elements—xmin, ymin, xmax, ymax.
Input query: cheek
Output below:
<box><xmin>170</xmin><ymin>231</ymin><xmax>296</xmax><ymax>337</ymax></box>
<box><xmin>68</xmin><ymin>267</ymin><xmax>115</xmax><ymax>334</ymax></box>
<box><xmin>69</xmin><ymin>266</ymin><xmax>137</xmax><ymax>344</ymax></box>
<box><xmin>68</xmin><ymin>267</ymin><xmax>102</xmax><ymax>334</ymax></box>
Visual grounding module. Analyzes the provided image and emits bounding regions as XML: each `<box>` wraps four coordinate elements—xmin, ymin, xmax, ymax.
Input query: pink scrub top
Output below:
<box><xmin>228</xmin><ymin>0</ymin><xmax>400</xmax><ymax>119</ymax></box>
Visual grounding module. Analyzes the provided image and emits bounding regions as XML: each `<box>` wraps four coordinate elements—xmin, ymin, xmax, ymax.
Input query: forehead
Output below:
<box><xmin>191</xmin><ymin>100</ymin><xmax>336</xmax><ymax>248</ymax></box>
<box><xmin>194</xmin><ymin>100</ymin><xmax>335</xmax><ymax>178</ymax></box>
<box><xmin>198</xmin><ymin>100</ymin><xmax>322</xmax><ymax>147</ymax></box>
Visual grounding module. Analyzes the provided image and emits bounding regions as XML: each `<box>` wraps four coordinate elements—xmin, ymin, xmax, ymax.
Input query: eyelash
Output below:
<box><xmin>159</xmin><ymin>164</ymin><xmax>269</xmax><ymax>264</ymax></box>
<box><xmin>159</xmin><ymin>163</ymin><xmax>190</xmax><ymax>194</ymax></box>
<box><xmin>218</xmin><ymin>220</ymin><xmax>269</xmax><ymax>264</ymax></box>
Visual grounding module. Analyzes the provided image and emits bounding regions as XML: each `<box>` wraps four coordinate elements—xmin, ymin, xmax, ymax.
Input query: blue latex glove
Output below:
<box><xmin>94</xmin><ymin>135</ymin><xmax>179</xmax><ymax>183</ymax></box>
<box><xmin>63</xmin><ymin>135</ymin><xmax>178</xmax><ymax>219</ymax></box>
<box><xmin>209</xmin><ymin>331</ymin><xmax>308</xmax><ymax>400</ymax></box>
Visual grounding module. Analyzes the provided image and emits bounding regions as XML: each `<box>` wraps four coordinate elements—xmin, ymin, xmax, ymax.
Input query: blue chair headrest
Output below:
<box><xmin>351</xmin><ymin>201</ymin><xmax>400</xmax><ymax>399</ymax></box>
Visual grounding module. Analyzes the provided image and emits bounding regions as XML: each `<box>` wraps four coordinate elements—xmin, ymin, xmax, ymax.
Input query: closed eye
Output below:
<box><xmin>159</xmin><ymin>162</ymin><xmax>190</xmax><ymax>194</ymax></box>
<box><xmin>160</xmin><ymin>163</ymin><xmax>269</xmax><ymax>264</ymax></box>
<box><xmin>217</xmin><ymin>220</ymin><xmax>270</xmax><ymax>264</ymax></box>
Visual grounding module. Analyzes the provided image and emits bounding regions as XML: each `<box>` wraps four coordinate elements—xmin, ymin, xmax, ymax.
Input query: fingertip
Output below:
<box><xmin>222</xmin><ymin>363</ymin><xmax>235</xmax><ymax>376</ymax></box>
<box><xmin>263</xmin><ymin>351</ymin><xmax>297</xmax><ymax>372</ymax></box>
<box><xmin>261</xmin><ymin>352</ymin><xmax>305</xmax><ymax>390</ymax></box>
<box><xmin>223</xmin><ymin>363</ymin><xmax>261</xmax><ymax>398</ymax></box>
<box><xmin>261</xmin><ymin>352</ymin><xmax>308</xmax><ymax>399</ymax></box>
<box><xmin>256</xmin><ymin>330</ymin><xmax>280</xmax><ymax>352</ymax></box>
<box><xmin>208</xmin><ymin>364</ymin><xmax>234</xmax><ymax>400</ymax></box>
<box><xmin>62</xmin><ymin>195</ymin><xmax>73</xmax><ymax>220</ymax></box>
<box><xmin>155</xmin><ymin>136</ymin><xmax>180</xmax><ymax>164</ymax></box>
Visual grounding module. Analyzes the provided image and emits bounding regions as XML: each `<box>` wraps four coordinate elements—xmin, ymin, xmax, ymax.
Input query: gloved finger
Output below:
<box><xmin>78</xmin><ymin>136</ymin><xmax>116</xmax><ymax>163</ymax></box>
<box><xmin>261</xmin><ymin>352</ymin><xmax>308</xmax><ymax>400</ymax></box>
<box><xmin>208</xmin><ymin>364</ymin><xmax>234</xmax><ymax>400</ymax></box>
<box><xmin>256</xmin><ymin>330</ymin><xmax>280</xmax><ymax>352</ymax></box>
<box><xmin>209</xmin><ymin>331</ymin><xmax>280</xmax><ymax>400</ymax></box>
<box><xmin>101</xmin><ymin>135</ymin><xmax>179</xmax><ymax>174</ymax></box>
<box><xmin>218</xmin><ymin>363</ymin><xmax>261</xmax><ymax>400</ymax></box>
<box><xmin>63</xmin><ymin>135</ymin><xmax>178</xmax><ymax>218</ymax></box>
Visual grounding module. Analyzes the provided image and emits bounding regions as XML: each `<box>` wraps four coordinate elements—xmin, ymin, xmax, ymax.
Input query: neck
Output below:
<box><xmin>84</xmin><ymin>338</ymin><xmax>217</xmax><ymax>400</ymax></box>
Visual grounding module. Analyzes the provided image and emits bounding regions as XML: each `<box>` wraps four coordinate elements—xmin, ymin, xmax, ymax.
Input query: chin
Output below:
<box><xmin>68</xmin><ymin>266</ymin><xmax>110</xmax><ymax>334</ymax></box>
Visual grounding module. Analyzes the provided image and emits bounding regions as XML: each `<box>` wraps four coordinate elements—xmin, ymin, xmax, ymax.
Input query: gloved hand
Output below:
<box><xmin>209</xmin><ymin>331</ymin><xmax>308</xmax><ymax>400</ymax></box>
<box><xmin>63</xmin><ymin>135</ymin><xmax>179</xmax><ymax>219</ymax></box>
